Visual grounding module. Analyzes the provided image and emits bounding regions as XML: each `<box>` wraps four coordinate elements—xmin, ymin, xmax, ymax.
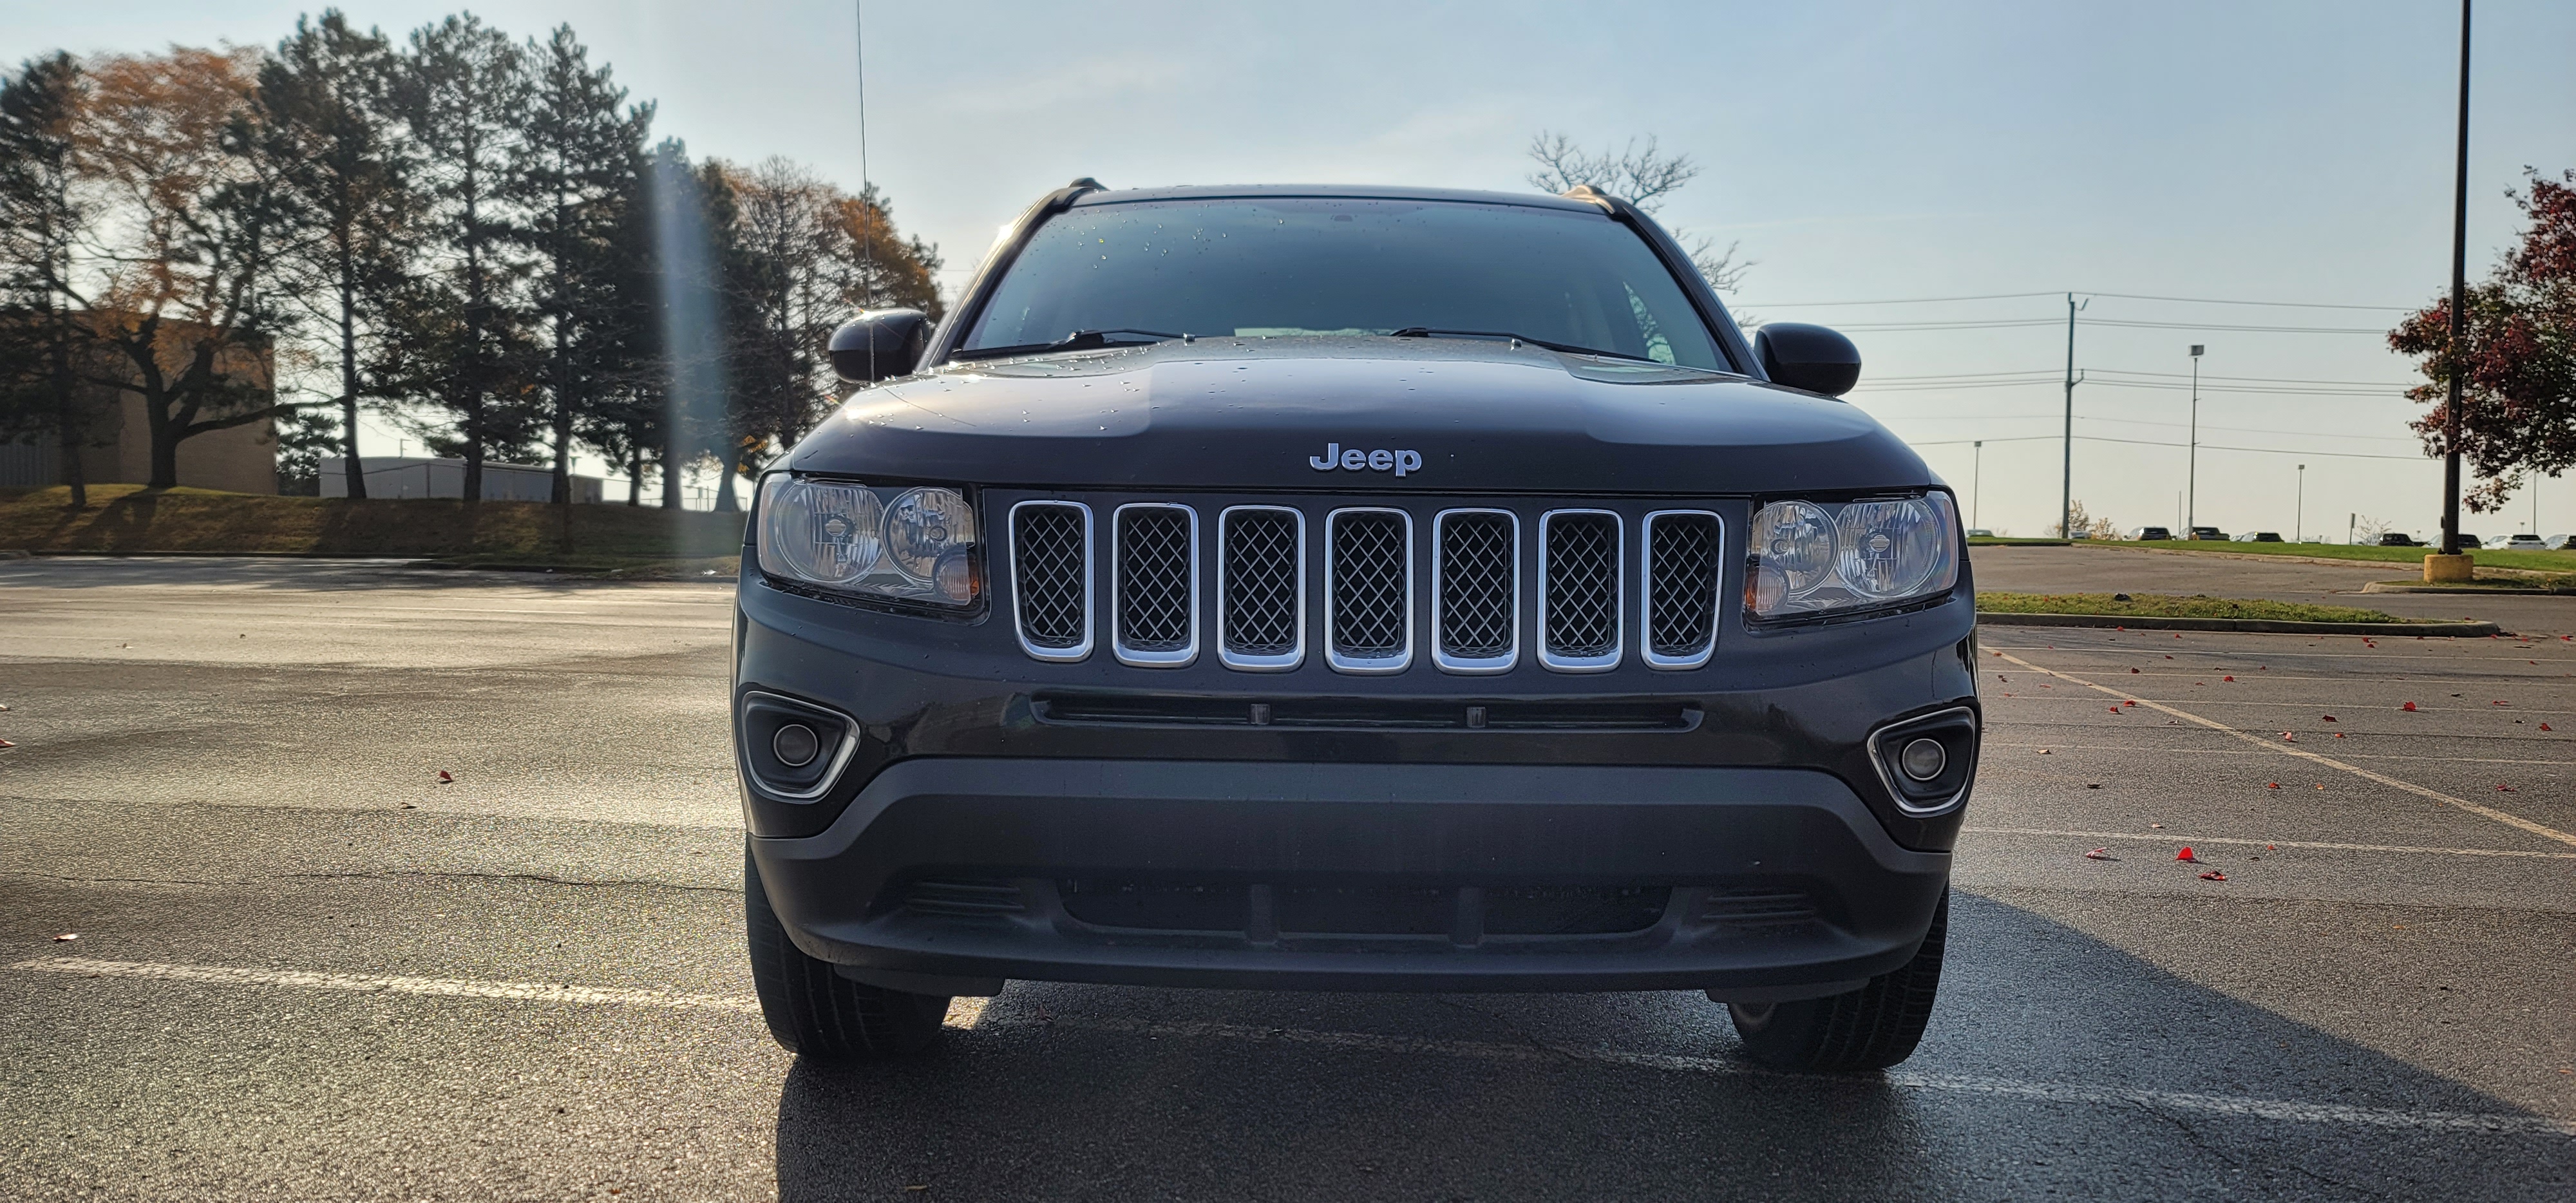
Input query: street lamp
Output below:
<box><xmin>2296</xmin><ymin>464</ymin><xmax>2306</xmax><ymax>543</ymax></box>
<box><xmin>1971</xmin><ymin>440</ymin><xmax>1983</xmax><ymax>530</ymax></box>
<box><xmin>2186</xmin><ymin>345</ymin><xmax>2204</xmax><ymax>533</ymax></box>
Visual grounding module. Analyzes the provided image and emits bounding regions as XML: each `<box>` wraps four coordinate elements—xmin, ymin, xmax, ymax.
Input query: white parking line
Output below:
<box><xmin>12</xmin><ymin>956</ymin><xmax>761</xmax><ymax>1012</ymax></box>
<box><xmin>1961</xmin><ymin>828</ymin><xmax>2576</xmax><ymax>860</ymax></box>
<box><xmin>1991</xmin><ymin>651</ymin><xmax>2576</xmax><ymax>849</ymax></box>
<box><xmin>13</xmin><ymin>956</ymin><xmax>2570</xmax><ymax>1137</ymax></box>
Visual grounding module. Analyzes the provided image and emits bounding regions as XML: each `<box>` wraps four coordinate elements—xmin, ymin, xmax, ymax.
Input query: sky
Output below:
<box><xmin>8</xmin><ymin>1</ymin><xmax>2573</xmax><ymax>536</ymax></box>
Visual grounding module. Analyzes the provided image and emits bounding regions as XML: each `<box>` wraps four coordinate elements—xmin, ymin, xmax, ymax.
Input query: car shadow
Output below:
<box><xmin>772</xmin><ymin>891</ymin><xmax>2573</xmax><ymax>1201</ymax></box>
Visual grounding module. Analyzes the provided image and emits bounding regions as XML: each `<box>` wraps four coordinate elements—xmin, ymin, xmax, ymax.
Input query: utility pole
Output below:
<box><xmin>2296</xmin><ymin>464</ymin><xmax>2306</xmax><ymax>543</ymax></box>
<box><xmin>2440</xmin><ymin>0</ymin><xmax>2471</xmax><ymax>557</ymax></box>
<box><xmin>2060</xmin><ymin>294</ymin><xmax>2086</xmax><ymax>538</ymax></box>
<box><xmin>1971</xmin><ymin>440</ymin><xmax>1984</xmax><ymax>529</ymax></box>
<box><xmin>2187</xmin><ymin>344</ymin><xmax>2204</xmax><ymax>533</ymax></box>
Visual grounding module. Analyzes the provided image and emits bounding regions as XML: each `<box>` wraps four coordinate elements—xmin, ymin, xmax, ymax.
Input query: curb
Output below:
<box><xmin>2065</xmin><ymin>542</ymin><xmax>2576</xmax><ymax>581</ymax></box>
<box><xmin>1976</xmin><ymin>612</ymin><xmax>2501</xmax><ymax>637</ymax></box>
<box><xmin>2361</xmin><ymin>580</ymin><xmax>2572</xmax><ymax>596</ymax></box>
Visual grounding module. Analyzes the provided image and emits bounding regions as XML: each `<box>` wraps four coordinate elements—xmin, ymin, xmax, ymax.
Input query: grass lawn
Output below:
<box><xmin>1977</xmin><ymin>590</ymin><xmax>2400</xmax><ymax>623</ymax></box>
<box><xmin>2100</xmin><ymin>538</ymin><xmax>2576</xmax><ymax>575</ymax></box>
<box><xmin>0</xmin><ymin>484</ymin><xmax>744</xmax><ymax>574</ymax></box>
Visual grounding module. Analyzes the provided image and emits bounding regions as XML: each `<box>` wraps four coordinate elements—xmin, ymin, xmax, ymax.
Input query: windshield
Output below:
<box><xmin>958</xmin><ymin>198</ymin><xmax>1729</xmax><ymax>369</ymax></box>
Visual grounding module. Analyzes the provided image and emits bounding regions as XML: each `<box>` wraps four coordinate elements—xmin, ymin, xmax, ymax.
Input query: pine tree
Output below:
<box><xmin>258</xmin><ymin>11</ymin><xmax>414</xmax><ymax>500</ymax></box>
<box><xmin>0</xmin><ymin>53</ymin><xmax>108</xmax><ymax>507</ymax></box>
<box><xmin>515</xmin><ymin>24</ymin><xmax>652</xmax><ymax>507</ymax></box>
<box><xmin>391</xmin><ymin>14</ymin><xmax>538</xmax><ymax>505</ymax></box>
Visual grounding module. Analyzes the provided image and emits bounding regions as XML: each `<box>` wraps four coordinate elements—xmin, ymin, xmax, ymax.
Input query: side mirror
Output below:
<box><xmin>1754</xmin><ymin>323</ymin><xmax>1862</xmax><ymax>397</ymax></box>
<box><xmin>829</xmin><ymin>309</ymin><xmax>932</xmax><ymax>383</ymax></box>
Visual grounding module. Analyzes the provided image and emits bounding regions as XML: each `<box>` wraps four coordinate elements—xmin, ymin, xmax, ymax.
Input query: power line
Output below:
<box><xmin>1904</xmin><ymin>433</ymin><xmax>2429</xmax><ymax>461</ymax></box>
<box><xmin>2085</xmin><ymin>291</ymin><xmax>2413</xmax><ymax>312</ymax></box>
<box><xmin>1741</xmin><ymin>290</ymin><xmax>2414</xmax><ymax>311</ymax></box>
<box><xmin>2079</xmin><ymin>317</ymin><xmax>2388</xmax><ymax>334</ymax></box>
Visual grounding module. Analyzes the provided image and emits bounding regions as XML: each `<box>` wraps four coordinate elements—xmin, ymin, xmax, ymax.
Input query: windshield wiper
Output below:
<box><xmin>1387</xmin><ymin>327</ymin><xmax>1655</xmax><ymax>363</ymax></box>
<box><xmin>951</xmin><ymin>328</ymin><xmax>1184</xmax><ymax>361</ymax></box>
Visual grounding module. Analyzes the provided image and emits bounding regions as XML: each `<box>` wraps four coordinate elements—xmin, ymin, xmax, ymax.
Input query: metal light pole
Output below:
<box><xmin>2059</xmin><ymin>294</ymin><xmax>2087</xmax><ymax>538</ymax></box>
<box><xmin>2439</xmin><ymin>0</ymin><xmax>2471</xmax><ymax>557</ymax></box>
<box><xmin>1971</xmin><ymin>440</ymin><xmax>1984</xmax><ymax>529</ymax></box>
<box><xmin>2187</xmin><ymin>344</ymin><xmax>2204</xmax><ymax>533</ymax></box>
<box><xmin>2296</xmin><ymin>464</ymin><xmax>2306</xmax><ymax>543</ymax></box>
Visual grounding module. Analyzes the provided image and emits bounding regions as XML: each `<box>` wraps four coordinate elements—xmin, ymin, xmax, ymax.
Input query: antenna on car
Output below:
<box><xmin>853</xmin><ymin>1</ymin><xmax>874</xmax><ymax>308</ymax></box>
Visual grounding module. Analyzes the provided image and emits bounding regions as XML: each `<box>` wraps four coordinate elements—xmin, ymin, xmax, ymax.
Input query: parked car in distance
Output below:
<box><xmin>2375</xmin><ymin>533</ymin><xmax>2419</xmax><ymax>546</ymax></box>
<box><xmin>2187</xmin><ymin>526</ymin><xmax>2225</xmax><ymax>541</ymax></box>
<box><xmin>1964</xmin><ymin>527</ymin><xmax>1995</xmax><ymax>538</ymax></box>
<box><xmin>2130</xmin><ymin>526</ymin><xmax>2174</xmax><ymax>542</ymax></box>
<box><xmin>2497</xmin><ymin>534</ymin><xmax>2544</xmax><ymax>550</ymax></box>
<box><xmin>2547</xmin><ymin>534</ymin><xmax>2576</xmax><ymax>551</ymax></box>
<box><xmin>2241</xmin><ymin>532</ymin><xmax>2284</xmax><ymax>543</ymax></box>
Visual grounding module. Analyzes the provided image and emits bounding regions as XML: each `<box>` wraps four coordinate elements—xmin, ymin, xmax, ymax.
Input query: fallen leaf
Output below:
<box><xmin>53</xmin><ymin>933</ymin><xmax>77</xmax><ymax>942</ymax></box>
<box><xmin>2130</xmin><ymin>667</ymin><xmax>2141</xmax><ymax>674</ymax></box>
<box><xmin>2402</xmin><ymin>701</ymin><xmax>2418</xmax><ymax>712</ymax></box>
<box><xmin>2085</xmin><ymin>847</ymin><xmax>2114</xmax><ymax>860</ymax></box>
<box><xmin>2282</xmin><ymin>732</ymin><xmax>2297</xmax><ymax>741</ymax></box>
<box><xmin>0</xmin><ymin>739</ymin><xmax>14</xmax><ymax>749</ymax></box>
<box><xmin>2492</xmin><ymin>700</ymin><xmax>2510</xmax><ymax>706</ymax></box>
<box><xmin>2176</xmin><ymin>846</ymin><xmax>2197</xmax><ymax>861</ymax></box>
<box><xmin>2086</xmin><ymin>783</ymin><xmax>2101</xmax><ymax>789</ymax></box>
<box><xmin>2266</xmin><ymin>844</ymin><xmax>2276</xmax><ymax>849</ymax></box>
<box><xmin>2109</xmin><ymin>705</ymin><xmax>2122</xmax><ymax>714</ymax></box>
<box><xmin>400</xmin><ymin>802</ymin><xmax>417</xmax><ymax>810</ymax></box>
<box><xmin>2037</xmin><ymin>748</ymin><xmax>2050</xmax><ymax>754</ymax></box>
<box><xmin>2150</xmin><ymin>822</ymin><xmax>2165</xmax><ymax>828</ymax></box>
<box><xmin>2542</xmin><ymin>723</ymin><xmax>2554</xmax><ymax>732</ymax></box>
<box><xmin>2199</xmin><ymin>870</ymin><xmax>2228</xmax><ymax>882</ymax></box>
<box><xmin>2497</xmin><ymin>784</ymin><xmax>2517</xmax><ymax>792</ymax></box>
<box><xmin>436</xmin><ymin>770</ymin><xmax>453</xmax><ymax>784</ymax></box>
<box><xmin>2223</xmin><ymin>675</ymin><xmax>2236</xmax><ymax>682</ymax></box>
<box><xmin>2322</xmin><ymin>715</ymin><xmax>2337</xmax><ymax>722</ymax></box>
<box><xmin>2334</xmin><ymin>732</ymin><xmax>2346</xmax><ymax>738</ymax></box>
<box><xmin>2268</xmin><ymin>782</ymin><xmax>2280</xmax><ymax>790</ymax></box>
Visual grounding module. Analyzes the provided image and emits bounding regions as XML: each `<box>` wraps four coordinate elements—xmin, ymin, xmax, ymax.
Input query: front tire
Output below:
<box><xmin>744</xmin><ymin>844</ymin><xmax>951</xmax><ymax>1063</ymax></box>
<box><xmin>1728</xmin><ymin>889</ymin><xmax>1946</xmax><ymax>1072</ymax></box>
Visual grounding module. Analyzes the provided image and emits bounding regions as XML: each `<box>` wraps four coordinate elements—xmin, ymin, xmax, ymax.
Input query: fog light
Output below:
<box><xmin>772</xmin><ymin>723</ymin><xmax>821</xmax><ymax>768</ymax></box>
<box><xmin>1900</xmin><ymin>737</ymin><xmax>1946</xmax><ymax>781</ymax></box>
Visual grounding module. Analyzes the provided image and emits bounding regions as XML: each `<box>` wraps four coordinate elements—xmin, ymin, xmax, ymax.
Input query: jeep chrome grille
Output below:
<box><xmin>1009</xmin><ymin>501</ymin><xmax>1092</xmax><ymax>661</ymax></box>
<box><xmin>1006</xmin><ymin>498</ymin><xmax>1722</xmax><ymax>673</ymax></box>
<box><xmin>1325</xmin><ymin>509</ymin><xmax>1413</xmax><ymax>673</ymax></box>
<box><xmin>1432</xmin><ymin>509</ymin><xmax>1518</xmax><ymax>673</ymax></box>
<box><xmin>1112</xmin><ymin>504</ymin><xmax>1198</xmax><ymax>665</ymax></box>
<box><xmin>1218</xmin><ymin>506</ymin><xmax>1303</xmax><ymax>670</ymax></box>
<box><xmin>1539</xmin><ymin>510</ymin><xmax>1622</xmax><ymax>671</ymax></box>
<box><xmin>1643</xmin><ymin>510</ymin><xmax>1723</xmax><ymax>668</ymax></box>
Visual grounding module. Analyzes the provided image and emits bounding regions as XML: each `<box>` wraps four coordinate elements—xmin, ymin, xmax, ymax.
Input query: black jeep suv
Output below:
<box><xmin>735</xmin><ymin>181</ymin><xmax>1978</xmax><ymax>1072</ymax></box>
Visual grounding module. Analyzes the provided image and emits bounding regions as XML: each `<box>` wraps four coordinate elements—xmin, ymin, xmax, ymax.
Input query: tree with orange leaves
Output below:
<box><xmin>73</xmin><ymin>44</ymin><xmax>297</xmax><ymax>490</ymax></box>
<box><xmin>2390</xmin><ymin>169</ymin><xmax>2576</xmax><ymax>513</ymax></box>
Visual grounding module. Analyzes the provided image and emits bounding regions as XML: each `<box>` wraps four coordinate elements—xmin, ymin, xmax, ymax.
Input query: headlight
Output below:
<box><xmin>757</xmin><ymin>473</ymin><xmax>981</xmax><ymax>607</ymax></box>
<box><xmin>1747</xmin><ymin>493</ymin><xmax>1958</xmax><ymax>621</ymax></box>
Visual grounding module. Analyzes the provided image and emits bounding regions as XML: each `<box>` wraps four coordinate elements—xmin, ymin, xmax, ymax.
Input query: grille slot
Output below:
<box><xmin>1217</xmin><ymin>506</ymin><xmax>1304</xmax><ymax>670</ymax></box>
<box><xmin>1009</xmin><ymin>501</ymin><xmax>1092</xmax><ymax>661</ymax></box>
<box><xmin>1111</xmin><ymin>504</ymin><xmax>1198</xmax><ymax>666</ymax></box>
<box><xmin>1539</xmin><ymin>509</ymin><xmax>1622</xmax><ymax>671</ymax></box>
<box><xmin>899</xmin><ymin>878</ymin><xmax>1027</xmax><ymax>918</ymax></box>
<box><xmin>1432</xmin><ymin>509</ymin><xmax>1519</xmax><ymax>673</ymax></box>
<box><xmin>1325</xmin><ymin>508</ymin><xmax>1413</xmax><ymax>673</ymax></box>
<box><xmin>1642</xmin><ymin>510</ymin><xmax>1723</xmax><ymax>669</ymax></box>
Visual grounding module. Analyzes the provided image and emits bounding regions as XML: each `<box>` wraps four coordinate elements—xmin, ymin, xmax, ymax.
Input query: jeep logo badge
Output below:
<box><xmin>1309</xmin><ymin>442</ymin><xmax>1422</xmax><ymax>478</ymax></box>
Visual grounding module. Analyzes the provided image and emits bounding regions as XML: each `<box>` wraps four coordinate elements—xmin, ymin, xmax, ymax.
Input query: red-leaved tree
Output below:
<box><xmin>2389</xmin><ymin>168</ymin><xmax>2576</xmax><ymax>512</ymax></box>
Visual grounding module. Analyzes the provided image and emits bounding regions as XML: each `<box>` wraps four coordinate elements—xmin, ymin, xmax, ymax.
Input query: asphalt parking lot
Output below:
<box><xmin>3</xmin><ymin>556</ymin><xmax>2572</xmax><ymax>1201</ymax></box>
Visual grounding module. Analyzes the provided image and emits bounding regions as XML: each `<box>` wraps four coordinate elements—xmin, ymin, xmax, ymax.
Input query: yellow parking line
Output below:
<box><xmin>1991</xmin><ymin>650</ymin><xmax>2576</xmax><ymax>849</ymax></box>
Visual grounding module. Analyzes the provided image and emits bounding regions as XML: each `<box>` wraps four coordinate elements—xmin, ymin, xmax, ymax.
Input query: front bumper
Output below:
<box><xmin>751</xmin><ymin>757</ymin><xmax>1951</xmax><ymax>995</ymax></box>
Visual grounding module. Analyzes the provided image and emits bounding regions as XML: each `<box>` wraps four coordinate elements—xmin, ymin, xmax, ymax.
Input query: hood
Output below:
<box><xmin>788</xmin><ymin>337</ymin><xmax>1937</xmax><ymax>496</ymax></box>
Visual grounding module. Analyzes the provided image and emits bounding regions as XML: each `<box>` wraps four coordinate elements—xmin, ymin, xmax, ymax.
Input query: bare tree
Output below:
<box><xmin>1526</xmin><ymin>130</ymin><xmax>1749</xmax><ymax>296</ymax></box>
